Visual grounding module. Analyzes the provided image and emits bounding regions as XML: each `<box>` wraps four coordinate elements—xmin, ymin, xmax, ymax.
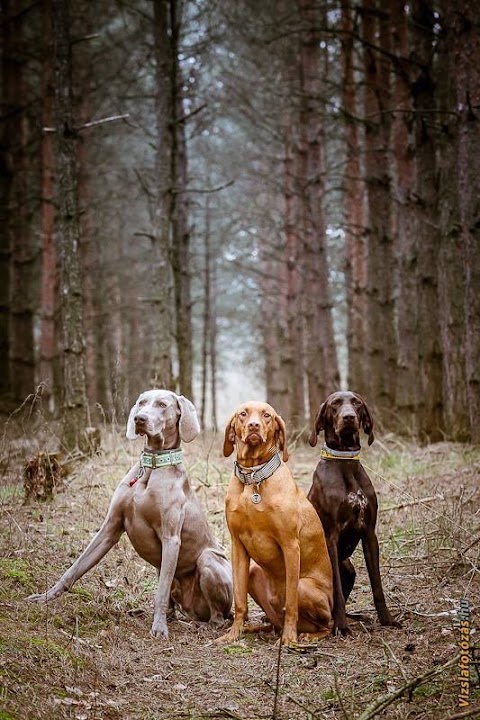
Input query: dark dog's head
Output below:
<box><xmin>309</xmin><ymin>391</ymin><xmax>374</xmax><ymax>450</ymax></box>
<box><xmin>223</xmin><ymin>401</ymin><xmax>288</xmax><ymax>464</ymax></box>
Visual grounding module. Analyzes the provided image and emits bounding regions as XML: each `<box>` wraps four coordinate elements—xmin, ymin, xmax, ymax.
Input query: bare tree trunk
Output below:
<box><xmin>152</xmin><ymin>0</ymin><xmax>174</xmax><ymax>389</ymax></box>
<box><xmin>7</xmin><ymin>3</ymin><xmax>35</xmax><ymax>403</ymax></box>
<box><xmin>297</xmin><ymin>0</ymin><xmax>339</xmax><ymax>420</ymax></box>
<box><xmin>283</xmin><ymin>112</ymin><xmax>305</xmax><ymax>428</ymax></box>
<box><xmin>450</xmin><ymin>0</ymin><xmax>480</xmax><ymax>443</ymax></box>
<box><xmin>0</xmin><ymin>0</ymin><xmax>15</xmax><ymax>402</ymax></box>
<box><xmin>200</xmin><ymin>195</ymin><xmax>211</xmax><ymax>428</ymax></box>
<box><xmin>169</xmin><ymin>0</ymin><xmax>193</xmax><ymax>400</ymax></box>
<box><xmin>362</xmin><ymin>0</ymin><xmax>396</xmax><ymax>419</ymax></box>
<box><xmin>52</xmin><ymin>0</ymin><xmax>89</xmax><ymax>449</ymax></box>
<box><xmin>435</xmin><ymin>0</ymin><xmax>469</xmax><ymax>441</ymax></box>
<box><xmin>209</xmin><ymin>247</ymin><xmax>218</xmax><ymax>432</ymax></box>
<box><xmin>390</xmin><ymin>0</ymin><xmax>419</xmax><ymax>434</ymax></box>
<box><xmin>263</xmin><ymin>255</ymin><xmax>288</xmax><ymax>419</ymax></box>
<box><xmin>411</xmin><ymin>0</ymin><xmax>443</xmax><ymax>441</ymax></box>
<box><xmin>341</xmin><ymin>0</ymin><xmax>367</xmax><ymax>395</ymax></box>
<box><xmin>77</xmin><ymin>92</ymin><xmax>98</xmax><ymax>412</ymax></box>
<box><xmin>39</xmin><ymin>0</ymin><xmax>56</xmax><ymax>413</ymax></box>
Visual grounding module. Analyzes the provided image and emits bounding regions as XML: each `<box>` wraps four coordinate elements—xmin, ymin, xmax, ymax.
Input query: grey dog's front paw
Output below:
<box><xmin>150</xmin><ymin>616</ymin><xmax>169</xmax><ymax>640</ymax></box>
<box><xmin>27</xmin><ymin>586</ymin><xmax>63</xmax><ymax>604</ymax></box>
<box><xmin>27</xmin><ymin>592</ymin><xmax>50</xmax><ymax>604</ymax></box>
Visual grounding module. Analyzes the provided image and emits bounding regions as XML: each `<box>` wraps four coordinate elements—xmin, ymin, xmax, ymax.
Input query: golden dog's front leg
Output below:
<box><xmin>215</xmin><ymin>538</ymin><xmax>250</xmax><ymax>644</ymax></box>
<box><xmin>281</xmin><ymin>539</ymin><xmax>300</xmax><ymax>646</ymax></box>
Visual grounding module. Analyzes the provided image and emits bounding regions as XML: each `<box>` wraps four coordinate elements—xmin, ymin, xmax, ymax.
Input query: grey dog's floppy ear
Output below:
<box><xmin>177</xmin><ymin>395</ymin><xmax>200</xmax><ymax>442</ymax></box>
<box><xmin>126</xmin><ymin>398</ymin><xmax>140</xmax><ymax>440</ymax></box>
<box><xmin>309</xmin><ymin>402</ymin><xmax>326</xmax><ymax>447</ymax></box>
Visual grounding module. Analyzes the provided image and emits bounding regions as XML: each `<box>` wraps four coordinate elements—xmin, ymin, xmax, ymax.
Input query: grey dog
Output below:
<box><xmin>28</xmin><ymin>390</ymin><xmax>233</xmax><ymax>639</ymax></box>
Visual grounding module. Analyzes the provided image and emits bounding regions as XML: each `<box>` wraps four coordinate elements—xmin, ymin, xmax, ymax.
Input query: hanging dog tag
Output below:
<box><xmin>251</xmin><ymin>485</ymin><xmax>262</xmax><ymax>504</ymax></box>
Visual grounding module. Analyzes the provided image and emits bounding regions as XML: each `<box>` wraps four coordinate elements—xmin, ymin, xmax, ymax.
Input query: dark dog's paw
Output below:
<box><xmin>333</xmin><ymin>623</ymin><xmax>352</xmax><ymax>637</ymax></box>
<box><xmin>381</xmin><ymin>617</ymin><xmax>402</xmax><ymax>629</ymax></box>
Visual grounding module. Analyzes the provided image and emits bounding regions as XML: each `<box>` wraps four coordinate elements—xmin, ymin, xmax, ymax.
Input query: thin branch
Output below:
<box><xmin>357</xmin><ymin>655</ymin><xmax>458</xmax><ymax>720</ymax></box>
<box><xmin>77</xmin><ymin>114</ymin><xmax>130</xmax><ymax>130</ymax></box>
<box><xmin>334</xmin><ymin>673</ymin><xmax>351</xmax><ymax>720</ymax></box>
<box><xmin>382</xmin><ymin>494</ymin><xmax>447</xmax><ymax>512</ymax></box>
<box><xmin>171</xmin><ymin>180</ymin><xmax>235</xmax><ymax>195</ymax></box>
<box><xmin>440</xmin><ymin>706</ymin><xmax>480</xmax><ymax>720</ymax></box>
<box><xmin>43</xmin><ymin>114</ymin><xmax>130</xmax><ymax>133</ymax></box>
<box><xmin>272</xmin><ymin>623</ymin><xmax>284</xmax><ymax>720</ymax></box>
<box><xmin>177</xmin><ymin>102</ymin><xmax>207</xmax><ymax>125</ymax></box>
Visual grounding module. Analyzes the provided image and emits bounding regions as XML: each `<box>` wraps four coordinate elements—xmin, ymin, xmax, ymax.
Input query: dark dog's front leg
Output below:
<box><xmin>362</xmin><ymin>530</ymin><xmax>401</xmax><ymax>627</ymax></box>
<box><xmin>327</xmin><ymin>537</ymin><xmax>351</xmax><ymax>635</ymax></box>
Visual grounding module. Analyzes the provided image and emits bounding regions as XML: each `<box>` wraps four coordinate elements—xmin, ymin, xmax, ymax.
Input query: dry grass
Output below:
<box><xmin>0</xmin><ymin>420</ymin><xmax>479</xmax><ymax>720</ymax></box>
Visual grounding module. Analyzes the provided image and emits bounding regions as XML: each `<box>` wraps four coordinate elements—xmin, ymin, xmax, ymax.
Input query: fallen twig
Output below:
<box><xmin>357</xmin><ymin>654</ymin><xmax>458</xmax><ymax>720</ymax></box>
<box><xmin>382</xmin><ymin>494</ymin><xmax>445</xmax><ymax>511</ymax></box>
<box><xmin>440</xmin><ymin>706</ymin><xmax>480</xmax><ymax>720</ymax></box>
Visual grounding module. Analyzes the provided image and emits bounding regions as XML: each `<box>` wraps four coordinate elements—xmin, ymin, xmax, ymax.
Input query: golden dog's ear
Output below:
<box><xmin>309</xmin><ymin>402</ymin><xmax>326</xmax><ymax>447</ymax></box>
<box><xmin>275</xmin><ymin>414</ymin><xmax>289</xmax><ymax>462</ymax></box>
<box><xmin>223</xmin><ymin>414</ymin><xmax>236</xmax><ymax>457</ymax></box>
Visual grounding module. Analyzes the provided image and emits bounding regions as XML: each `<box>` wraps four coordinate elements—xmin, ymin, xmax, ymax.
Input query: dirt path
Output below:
<box><xmin>1</xmin><ymin>432</ymin><xmax>479</xmax><ymax>719</ymax></box>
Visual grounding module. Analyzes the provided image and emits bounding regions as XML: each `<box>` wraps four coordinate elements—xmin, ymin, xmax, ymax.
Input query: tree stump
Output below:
<box><xmin>23</xmin><ymin>452</ymin><xmax>62</xmax><ymax>502</ymax></box>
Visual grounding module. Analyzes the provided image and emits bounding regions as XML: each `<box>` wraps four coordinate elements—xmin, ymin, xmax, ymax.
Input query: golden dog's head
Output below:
<box><xmin>223</xmin><ymin>401</ymin><xmax>288</xmax><ymax>463</ymax></box>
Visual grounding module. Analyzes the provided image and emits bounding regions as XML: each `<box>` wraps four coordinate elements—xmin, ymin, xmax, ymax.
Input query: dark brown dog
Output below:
<box><xmin>308</xmin><ymin>391</ymin><xmax>400</xmax><ymax>635</ymax></box>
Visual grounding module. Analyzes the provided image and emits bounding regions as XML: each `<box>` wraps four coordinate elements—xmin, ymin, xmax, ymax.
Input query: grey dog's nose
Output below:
<box><xmin>134</xmin><ymin>413</ymin><xmax>148</xmax><ymax>424</ymax></box>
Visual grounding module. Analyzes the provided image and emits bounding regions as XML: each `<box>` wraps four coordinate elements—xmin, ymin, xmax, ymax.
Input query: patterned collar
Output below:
<box><xmin>234</xmin><ymin>452</ymin><xmax>282</xmax><ymax>486</ymax></box>
<box><xmin>140</xmin><ymin>448</ymin><xmax>183</xmax><ymax>469</ymax></box>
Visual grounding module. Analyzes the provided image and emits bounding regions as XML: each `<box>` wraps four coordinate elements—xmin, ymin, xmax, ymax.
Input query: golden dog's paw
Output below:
<box><xmin>214</xmin><ymin>628</ymin><xmax>241</xmax><ymax>645</ymax></box>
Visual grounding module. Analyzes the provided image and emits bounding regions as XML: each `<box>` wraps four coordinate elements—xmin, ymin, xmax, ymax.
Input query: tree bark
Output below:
<box><xmin>152</xmin><ymin>0</ymin><xmax>174</xmax><ymax>390</ymax></box>
<box><xmin>0</xmin><ymin>0</ymin><xmax>15</xmax><ymax>402</ymax></box>
<box><xmin>341</xmin><ymin>0</ymin><xmax>367</xmax><ymax>395</ymax></box>
<box><xmin>411</xmin><ymin>0</ymin><xmax>443</xmax><ymax>441</ymax></box>
<box><xmin>283</xmin><ymin>111</ymin><xmax>305</xmax><ymax>428</ymax></box>
<box><xmin>52</xmin><ymin>0</ymin><xmax>89</xmax><ymax>448</ymax></box>
<box><xmin>450</xmin><ymin>0</ymin><xmax>480</xmax><ymax>442</ymax></box>
<box><xmin>362</xmin><ymin>0</ymin><xmax>396</xmax><ymax>419</ymax></box>
<box><xmin>39</xmin><ymin>0</ymin><xmax>56</xmax><ymax>413</ymax></box>
<box><xmin>169</xmin><ymin>0</ymin><xmax>193</xmax><ymax>400</ymax></box>
<box><xmin>390</xmin><ymin>0</ymin><xmax>419</xmax><ymax>434</ymax></box>
<box><xmin>297</xmin><ymin>0</ymin><xmax>339</xmax><ymax>421</ymax></box>
<box><xmin>435</xmin><ymin>0</ymin><xmax>469</xmax><ymax>440</ymax></box>
<box><xmin>5</xmin><ymin>1</ymin><xmax>36</xmax><ymax>403</ymax></box>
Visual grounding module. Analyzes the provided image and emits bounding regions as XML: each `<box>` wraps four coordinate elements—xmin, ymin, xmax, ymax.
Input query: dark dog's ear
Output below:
<box><xmin>274</xmin><ymin>414</ymin><xmax>289</xmax><ymax>462</ymax></box>
<box><xmin>360</xmin><ymin>399</ymin><xmax>375</xmax><ymax>445</ymax></box>
<box><xmin>309</xmin><ymin>402</ymin><xmax>326</xmax><ymax>447</ymax></box>
<box><xmin>223</xmin><ymin>414</ymin><xmax>236</xmax><ymax>457</ymax></box>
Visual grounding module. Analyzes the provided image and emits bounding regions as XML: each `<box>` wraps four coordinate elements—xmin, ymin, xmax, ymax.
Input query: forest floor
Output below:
<box><xmin>0</xmin><ymin>417</ymin><xmax>479</xmax><ymax>720</ymax></box>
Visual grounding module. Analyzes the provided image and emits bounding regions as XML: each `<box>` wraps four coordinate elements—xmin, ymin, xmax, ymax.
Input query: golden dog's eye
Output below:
<box><xmin>239</xmin><ymin>411</ymin><xmax>247</xmax><ymax>418</ymax></box>
<box><xmin>264</xmin><ymin>412</ymin><xmax>271</xmax><ymax>419</ymax></box>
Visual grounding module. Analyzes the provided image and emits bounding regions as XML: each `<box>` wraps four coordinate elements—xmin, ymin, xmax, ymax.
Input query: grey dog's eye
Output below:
<box><xmin>155</xmin><ymin>400</ymin><xmax>167</xmax><ymax>408</ymax></box>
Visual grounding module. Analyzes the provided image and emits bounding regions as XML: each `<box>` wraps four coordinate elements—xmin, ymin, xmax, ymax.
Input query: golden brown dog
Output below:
<box><xmin>218</xmin><ymin>401</ymin><xmax>333</xmax><ymax>646</ymax></box>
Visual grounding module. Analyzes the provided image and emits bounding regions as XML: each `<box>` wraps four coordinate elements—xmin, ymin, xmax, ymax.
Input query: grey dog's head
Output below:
<box><xmin>126</xmin><ymin>389</ymin><xmax>200</xmax><ymax>444</ymax></box>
